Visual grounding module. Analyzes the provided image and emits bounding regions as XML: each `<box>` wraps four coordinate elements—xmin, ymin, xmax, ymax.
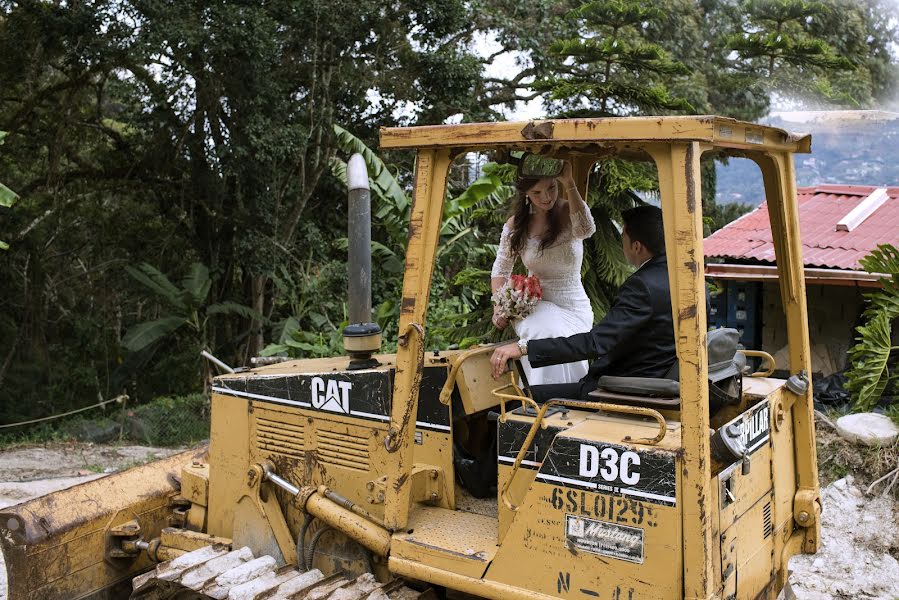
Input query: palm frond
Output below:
<box><xmin>122</xmin><ymin>316</ymin><xmax>186</xmax><ymax>352</ymax></box>
<box><xmin>207</xmin><ymin>302</ymin><xmax>266</xmax><ymax>322</ymax></box>
<box><xmin>845</xmin><ymin>243</ymin><xmax>899</xmax><ymax>412</ymax></box>
<box><xmin>181</xmin><ymin>262</ymin><xmax>211</xmax><ymax>308</ymax></box>
<box><xmin>333</xmin><ymin>124</ymin><xmax>408</xmax><ymax>210</ymax></box>
<box><xmin>126</xmin><ymin>263</ymin><xmax>188</xmax><ymax>312</ymax></box>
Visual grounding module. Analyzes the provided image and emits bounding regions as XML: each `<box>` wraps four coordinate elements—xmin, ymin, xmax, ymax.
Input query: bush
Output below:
<box><xmin>126</xmin><ymin>394</ymin><xmax>209</xmax><ymax>447</ymax></box>
<box><xmin>0</xmin><ymin>393</ymin><xmax>210</xmax><ymax>449</ymax></box>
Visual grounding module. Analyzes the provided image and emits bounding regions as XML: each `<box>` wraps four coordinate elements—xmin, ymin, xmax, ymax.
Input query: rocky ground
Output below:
<box><xmin>785</xmin><ymin>476</ymin><xmax>899</xmax><ymax>600</ymax></box>
<box><xmin>0</xmin><ymin>440</ymin><xmax>896</xmax><ymax>600</ymax></box>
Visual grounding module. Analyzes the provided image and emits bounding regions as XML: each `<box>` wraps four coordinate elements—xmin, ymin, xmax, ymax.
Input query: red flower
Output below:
<box><xmin>509</xmin><ymin>274</ymin><xmax>526</xmax><ymax>292</ymax></box>
<box><xmin>525</xmin><ymin>275</ymin><xmax>542</xmax><ymax>299</ymax></box>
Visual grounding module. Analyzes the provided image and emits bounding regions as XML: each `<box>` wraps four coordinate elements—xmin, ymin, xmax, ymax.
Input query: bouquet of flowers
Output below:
<box><xmin>492</xmin><ymin>274</ymin><xmax>543</xmax><ymax>322</ymax></box>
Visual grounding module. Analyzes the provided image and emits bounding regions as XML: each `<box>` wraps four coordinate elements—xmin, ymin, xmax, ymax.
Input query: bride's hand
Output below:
<box><xmin>558</xmin><ymin>161</ymin><xmax>576</xmax><ymax>189</ymax></box>
<box><xmin>492</xmin><ymin>310</ymin><xmax>509</xmax><ymax>330</ymax></box>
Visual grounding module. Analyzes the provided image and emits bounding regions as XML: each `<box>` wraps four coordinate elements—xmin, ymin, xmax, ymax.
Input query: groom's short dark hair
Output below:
<box><xmin>622</xmin><ymin>205</ymin><xmax>665</xmax><ymax>256</ymax></box>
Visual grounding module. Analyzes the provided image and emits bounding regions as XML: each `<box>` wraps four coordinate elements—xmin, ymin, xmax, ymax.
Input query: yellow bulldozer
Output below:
<box><xmin>0</xmin><ymin>116</ymin><xmax>821</xmax><ymax>600</ymax></box>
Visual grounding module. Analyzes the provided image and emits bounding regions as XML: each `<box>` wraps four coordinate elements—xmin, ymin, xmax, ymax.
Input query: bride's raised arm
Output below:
<box><xmin>558</xmin><ymin>162</ymin><xmax>595</xmax><ymax>240</ymax></box>
<box><xmin>565</xmin><ymin>186</ymin><xmax>596</xmax><ymax>240</ymax></box>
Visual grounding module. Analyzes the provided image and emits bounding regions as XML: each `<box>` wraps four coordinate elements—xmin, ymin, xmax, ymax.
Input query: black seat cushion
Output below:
<box><xmin>597</xmin><ymin>376</ymin><xmax>681</xmax><ymax>398</ymax></box>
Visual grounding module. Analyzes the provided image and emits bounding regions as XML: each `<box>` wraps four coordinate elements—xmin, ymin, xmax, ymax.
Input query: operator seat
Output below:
<box><xmin>588</xmin><ymin>327</ymin><xmax>745</xmax><ymax>415</ymax></box>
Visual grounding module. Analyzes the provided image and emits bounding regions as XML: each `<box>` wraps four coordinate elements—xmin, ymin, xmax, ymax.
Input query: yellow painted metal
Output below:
<box><xmin>647</xmin><ymin>142</ymin><xmax>713</xmax><ymax>600</ymax></box>
<box><xmin>500</xmin><ymin>399</ymin><xmax>667</xmax><ymax>512</ymax></box>
<box><xmin>232</xmin><ymin>463</ymin><xmax>300</xmax><ymax>566</ymax></box>
<box><xmin>438</xmin><ymin>343</ymin><xmax>500</xmax><ymax>406</ymax></box>
<box><xmin>390</xmin><ymin>505</ymin><xmax>498</xmax><ymax>578</ymax></box>
<box><xmin>741</xmin><ymin>349</ymin><xmax>777</xmax><ymax>377</ymax></box>
<box><xmin>368</xmin><ymin>464</ymin><xmax>449</xmax><ymax>507</ymax></box>
<box><xmin>752</xmin><ymin>152</ymin><xmax>821</xmax><ymax>551</ymax></box>
<box><xmin>384</xmin><ymin>148</ymin><xmax>453</xmax><ymax>531</ymax></box>
<box><xmin>181</xmin><ymin>460</ymin><xmax>210</xmax><ymax>532</ymax></box>
<box><xmin>491</xmin><ymin>381</ymin><xmax>540</xmax><ymax>420</ymax></box>
<box><xmin>208</xmin><ymin>392</ymin><xmax>252</xmax><ymax>538</ymax></box>
<box><xmin>302</xmin><ymin>487</ymin><xmax>393</xmax><ymax>556</ymax></box>
<box><xmin>159</xmin><ymin>527</ymin><xmax>231</xmax><ymax>552</ymax></box>
<box><xmin>390</xmin><ymin>556</ymin><xmax>562</xmax><ymax>600</ymax></box>
<box><xmin>380</xmin><ymin>116</ymin><xmax>811</xmax><ymax>154</ymax></box>
<box><xmin>0</xmin><ymin>448</ymin><xmax>198</xmax><ymax>600</ymax></box>
<box><xmin>490</xmin><ymin>414</ymin><xmax>684</xmax><ymax>598</ymax></box>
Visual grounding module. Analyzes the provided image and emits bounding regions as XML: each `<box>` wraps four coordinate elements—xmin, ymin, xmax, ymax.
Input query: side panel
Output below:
<box><xmin>488</xmin><ymin>432</ymin><xmax>682</xmax><ymax>598</ymax></box>
<box><xmin>207</xmin><ymin>393</ymin><xmax>252</xmax><ymax>537</ymax></box>
<box><xmin>207</xmin><ymin>363</ymin><xmax>455</xmax><ymax>539</ymax></box>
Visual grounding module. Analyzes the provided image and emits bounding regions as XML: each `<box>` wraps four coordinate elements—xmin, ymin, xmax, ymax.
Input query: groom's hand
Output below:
<box><xmin>491</xmin><ymin>343</ymin><xmax>523</xmax><ymax>379</ymax></box>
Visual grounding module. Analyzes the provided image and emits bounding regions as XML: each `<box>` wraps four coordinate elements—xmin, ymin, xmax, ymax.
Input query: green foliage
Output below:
<box><xmin>123</xmin><ymin>262</ymin><xmax>263</xmax><ymax>353</ymax></box>
<box><xmin>127</xmin><ymin>394</ymin><xmax>210</xmax><ymax>446</ymax></box>
<box><xmin>845</xmin><ymin>245</ymin><xmax>899</xmax><ymax>412</ymax></box>
<box><xmin>725</xmin><ymin>0</ymin><xmax>871</xmax><ymax>105</ymax></box>
<box><xmin>0</xmin><ymin>131</ymin><xmax>17</xmax><ymax>250</ymax></box>
<box><xmin>1</xmin><ymin>0</ymin><xmax>897</xmax><ymax>424</ymax></box>
<box><xmin>537</xmin><ymin>0</ymin><xmax>694</xmax><ymax>116</ymax></box>
<box><xmin>0</xmin><ymin>393</ymin><xmax>208</xmax><ymax>448</ymax></box>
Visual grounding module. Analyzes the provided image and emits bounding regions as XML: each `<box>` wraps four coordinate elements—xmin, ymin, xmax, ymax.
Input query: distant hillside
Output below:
<box><xmin>715</xmin><ymin>111</ymin><xmax>899</xmax><ymax>206</ymax></box>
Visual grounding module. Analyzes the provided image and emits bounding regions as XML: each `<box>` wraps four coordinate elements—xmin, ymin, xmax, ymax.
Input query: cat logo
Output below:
<box><xmin>310</xmin><ymin>377</ymin><xmax>352</xmax><ymax>414</ymax></box>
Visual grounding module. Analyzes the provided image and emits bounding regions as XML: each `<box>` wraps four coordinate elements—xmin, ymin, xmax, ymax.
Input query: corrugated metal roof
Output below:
<box><xmin>704</xmin><ymin>184</ymin><xmax>899</xmax><ymax>269</ymax></box>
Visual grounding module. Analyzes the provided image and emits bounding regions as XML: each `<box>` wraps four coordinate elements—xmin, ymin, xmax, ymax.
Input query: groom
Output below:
<box><xmin>490</xmin><ymin>205</ymin><xmax>676</xmax><ymax>403</ymax></box>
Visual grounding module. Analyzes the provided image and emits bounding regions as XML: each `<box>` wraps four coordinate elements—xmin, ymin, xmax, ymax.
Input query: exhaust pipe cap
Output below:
<box><xmin>343</xmin><ymin>322</ymin><xmax>382</xmax><ymax>370</ymax></box>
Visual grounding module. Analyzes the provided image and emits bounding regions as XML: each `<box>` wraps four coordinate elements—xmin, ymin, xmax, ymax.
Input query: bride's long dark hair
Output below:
<box><xmin>509</xmin><ymin>176</ymin><xmax>565</xmax><ymax>255</ymax></box>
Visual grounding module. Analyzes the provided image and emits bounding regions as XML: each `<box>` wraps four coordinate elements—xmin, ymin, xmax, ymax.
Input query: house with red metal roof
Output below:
<box><xmin>704</xmin><ymin>184</ymin><xmax>899</xmax><ymax>375</ymax></box>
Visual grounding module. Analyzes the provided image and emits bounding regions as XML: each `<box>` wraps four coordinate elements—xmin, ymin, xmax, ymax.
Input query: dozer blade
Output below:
<box><xmin>130</xmin><ymin>545</ymin><xmax>432</xmax><ymax>600</ymax></box>
<box><xmin>0</xmin><ymin>447</ymin><xmax>204</xmax><ymax>600</ymax></box>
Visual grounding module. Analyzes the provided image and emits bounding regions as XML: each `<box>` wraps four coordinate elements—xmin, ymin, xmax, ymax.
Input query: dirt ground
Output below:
<box><xmin>0</xmin><ymin>441</ymin><xmax>896</xmax><ymax>600</ymax></box>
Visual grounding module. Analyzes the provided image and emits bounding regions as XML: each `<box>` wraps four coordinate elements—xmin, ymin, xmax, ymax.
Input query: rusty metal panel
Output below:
<box><xmin>0</xmin><ymin>448</ymin><xmax>200</xmax><ymax>600</ymax></box>
<box><xmin>391</xmin><ymin>505</ymin><xmax>498</xmax><ymax>579</ymax></box>
<box><xmin>380</xmin><ymin>116</ymin><xmax>810</xmax><ymax>154</ymax></box>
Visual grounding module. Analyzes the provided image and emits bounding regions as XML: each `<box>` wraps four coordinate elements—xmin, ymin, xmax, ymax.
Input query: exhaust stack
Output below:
<box><xmin>343</xmin><ymin>153</ymin><xmax>382</xmax><ymax>370</ymax></box>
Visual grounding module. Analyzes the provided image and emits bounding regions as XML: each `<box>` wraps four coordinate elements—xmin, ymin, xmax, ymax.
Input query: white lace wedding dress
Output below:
<box><xmin>491</xmin><ymin>202</ymin><xmax>596</xmax><ymax>385</ymax></box>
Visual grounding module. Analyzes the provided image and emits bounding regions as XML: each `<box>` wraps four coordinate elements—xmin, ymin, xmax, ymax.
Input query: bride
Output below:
<box><xmin>491</xmin><ymin>161</ymin><xmax>595</xmax><ymax>385</ymax></box>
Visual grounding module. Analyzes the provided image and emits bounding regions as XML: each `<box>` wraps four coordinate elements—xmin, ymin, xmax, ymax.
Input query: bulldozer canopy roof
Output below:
<box><xmin>380</xmin><ymin>116</ymin><xmax>810</xmax><ymax>156</ymax></box>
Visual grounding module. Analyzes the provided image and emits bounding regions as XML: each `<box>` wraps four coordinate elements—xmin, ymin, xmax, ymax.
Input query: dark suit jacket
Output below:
<box><xmin>528</xmin><ymin>254</ymin><xmax>676</xmax><ymax>386</ymax></box>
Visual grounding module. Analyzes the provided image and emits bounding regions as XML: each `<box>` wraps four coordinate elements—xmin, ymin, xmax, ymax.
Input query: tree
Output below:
<box><xmin>0</xmin><ymin>0</ymin><xmax>488</xmax><ymax>414</ymax></box>
<box><xmin>536</xmin><ymin>0</ymin><xmax>694</xmax><ymax>116</ymax></box>
<box><xmin>725</xmin><ymin>0</ymin><xmax>861</xmax><ymax>106</ymax></box>
<box><xmin>122</xmin><ymin>262</ymin><xmax>261</xmax><ymax>354</ymax></box>
<box><xmin>0</xmin><ymin>131</ymin><xmax>16</xmax><ymax>250</ymax></box>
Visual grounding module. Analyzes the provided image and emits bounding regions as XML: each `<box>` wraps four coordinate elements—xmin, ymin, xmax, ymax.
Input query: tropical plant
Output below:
<box><xmin>845</xmin><ymin>244</ymin><xmax>899</xmax><ymax>412</ymax></box>
<box><xmin>122</xmin><ymin>262</ymin><xmax>263</xmax><ymax>354</ymax></box>
<box><xmin>0</xmin><ymin>131</ymin><xmax>18</xmax><ymax>250</ymax></box>
<box><xmin>262</xmin><ymin>126</ymin><xmax>517</xmax><ymax>357</ymax></box>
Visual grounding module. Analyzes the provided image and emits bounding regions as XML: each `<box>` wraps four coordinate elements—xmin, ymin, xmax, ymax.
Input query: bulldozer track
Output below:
<box><xmin>130</xmin><ymin>544</ymin><xmax>429</xmax><ymax>600</ymax></box>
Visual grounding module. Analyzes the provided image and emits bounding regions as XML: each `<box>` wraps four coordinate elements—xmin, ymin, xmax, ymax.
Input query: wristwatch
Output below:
<box><xmin>517</xmin><ymin>339</ymin><xmax>528</xmax><ymax>356</ymax></box>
